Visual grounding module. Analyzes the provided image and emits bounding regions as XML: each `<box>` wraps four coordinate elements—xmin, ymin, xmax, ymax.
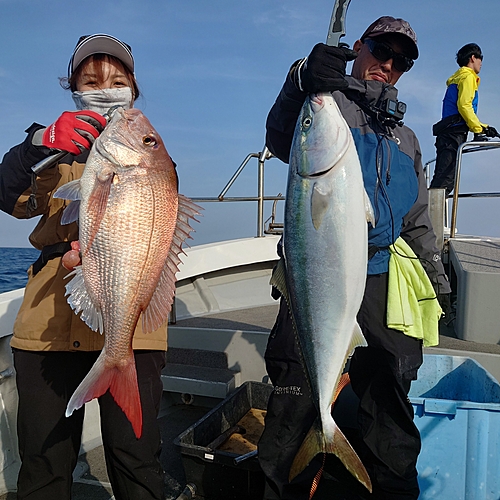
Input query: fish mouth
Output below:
<box><xmin>309</xmin><ymin>93</ymin><xmax>328</xmax><ymax>109</ymax></box>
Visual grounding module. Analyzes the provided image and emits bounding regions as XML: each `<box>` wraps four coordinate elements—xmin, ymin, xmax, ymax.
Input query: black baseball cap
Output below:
<box><xmin>361</xmin><ymin>16</ymin><xmax>419</xmax><ymax>60</ymax></box>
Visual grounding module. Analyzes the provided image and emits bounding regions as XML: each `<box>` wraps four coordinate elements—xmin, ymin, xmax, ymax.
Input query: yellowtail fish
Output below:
<box><xmin>271</xmin><ymin>92</ymin><xmax>374</xmax><ymax>491</ymax></box>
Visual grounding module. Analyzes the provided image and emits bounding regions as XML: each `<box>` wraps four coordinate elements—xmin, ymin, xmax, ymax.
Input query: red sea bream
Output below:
<box><xmin>54</xmin><ymin>107</ymin><xmax>200</xmax><ymax>438</ymax></box>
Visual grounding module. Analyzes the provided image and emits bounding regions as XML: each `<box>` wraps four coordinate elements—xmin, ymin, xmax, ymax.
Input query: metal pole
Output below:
<box><xmin>257</xmin><ymin>146</ymin><xmax>271</xmax><ymax>237</ymax></box>
<box><xmin>424</xmin><ymin>159</ymin><xmax>435</xmax><ymax>187</ymax></box>
<box><xmin>218</xmin><ymin>153</ymin><xmax>259</xmax><ymax>201</ymax></box>
<box><xmin>450</xmin><ymin>142</ymin><xmax>466</xmax><ymax>238</ymax></box>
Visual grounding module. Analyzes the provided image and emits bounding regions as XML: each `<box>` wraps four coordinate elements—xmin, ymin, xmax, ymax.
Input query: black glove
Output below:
<box><xmin>484</xmin><ymin>126</ymin><xmax>499</xmax><ymax>138</ymax></box>
<box><xmin>473</xmin><ymin>133</ymin><xmax>488</xmax><ymax>142</ymax></box>
<box><xmin>437</xmin><ymin>293</ymin><xmax>451</xmax><ymax>318</ymax></box>
<box><xmin>298</xmin><ymin>43</ymin><xmax>358</xmax><ymax>93</ymax></box>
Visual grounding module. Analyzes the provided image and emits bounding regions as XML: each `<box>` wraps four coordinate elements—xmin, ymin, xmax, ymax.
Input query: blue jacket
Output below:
<box><xmin>442</xmin><ymin>66</ymin><xmax>486</xmax><ymax>134</ymax></box>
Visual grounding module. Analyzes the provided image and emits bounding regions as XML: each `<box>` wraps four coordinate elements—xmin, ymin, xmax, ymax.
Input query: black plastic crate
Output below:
<box><xmin>174</xmin><ymin>381</ymin><xmax>273</xmax><ymax>499</ymax></box>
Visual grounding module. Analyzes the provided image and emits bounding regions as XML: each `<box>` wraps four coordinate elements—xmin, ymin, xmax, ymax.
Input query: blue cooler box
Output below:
<box><xmin>410</xmin><ymin>354</ymin><xmax>500</xmax><ymax>499</ymax></box>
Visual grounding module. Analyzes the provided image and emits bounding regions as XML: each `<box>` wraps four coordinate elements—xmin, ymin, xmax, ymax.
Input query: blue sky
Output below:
<box><xmin>1</xmin><ymin>0</ymin><xmax>500</xmax><ymax>247</ymax></box>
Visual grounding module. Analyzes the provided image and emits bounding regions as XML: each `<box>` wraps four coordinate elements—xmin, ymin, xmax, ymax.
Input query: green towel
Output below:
<box><xmin>387</xmin><ymin>238</ymin><xmax>442</xmax><ymax>347</ymax></box>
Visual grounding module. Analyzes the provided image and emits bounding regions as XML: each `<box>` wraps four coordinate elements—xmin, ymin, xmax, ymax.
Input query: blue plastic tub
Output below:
<box><xmin>410</xmin><ymin>354</ymin><xmax>500</xmax><ymax>499</ymax></box>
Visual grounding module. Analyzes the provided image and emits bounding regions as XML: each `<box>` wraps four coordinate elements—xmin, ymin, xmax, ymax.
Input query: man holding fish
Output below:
<box><xmin>258</xmin><ymin>16</ymin><xmax>451</xmax><ymax>500</ymax></box>
<box><xmin>0</xmin><ymin>34</ymin><xmax>192</xmax><ymax>500</ymax></box>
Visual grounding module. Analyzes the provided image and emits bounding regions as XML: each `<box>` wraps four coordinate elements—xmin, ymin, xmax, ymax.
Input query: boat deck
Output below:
<box><xmin>1</xmin><ymin>304</ymin><xmax>496</xmax><ymax>500</ymax></box>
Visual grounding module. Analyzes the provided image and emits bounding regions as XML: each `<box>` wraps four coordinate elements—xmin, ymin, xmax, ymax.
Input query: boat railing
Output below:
<box><xmin>189</xmin><ymin>138</ymin><xmax>500</xmax><ymax>242</ymax></box>
<box><xmin>424</xmin><ymin>140</ymin><xmax>500</xmax><ymax>239</ymax></box>
<box><xmin>188</xmin><ymin>146</ymin><xmax>285</xmax><ymax>237</ymax></box>
<box><xmin>169</xmin><ymin>145</ymin><xmax>284</xmax><ymax>324</ymax></box>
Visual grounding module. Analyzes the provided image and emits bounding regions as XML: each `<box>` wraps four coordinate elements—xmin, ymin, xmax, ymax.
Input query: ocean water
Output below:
<box><xmin>0</xmin><ymin>247</ymin><xmax>40</xmax><ymax>294</ymax></box>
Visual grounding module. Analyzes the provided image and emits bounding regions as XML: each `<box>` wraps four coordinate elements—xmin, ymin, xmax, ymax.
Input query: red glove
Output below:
<box><xmin>42</xmin><ymin>110</ymin><xmax>107</xmax><ymax>155</ymax></box>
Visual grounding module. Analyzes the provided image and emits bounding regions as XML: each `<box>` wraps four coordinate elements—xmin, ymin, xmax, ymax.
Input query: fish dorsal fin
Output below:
<box><xmin>270</xmin><ymin>256</ymin><xmax>318</xmax><ymax>404</ymax></box>
<box><xmin>269</xmin><ymin>256</ymin><xmax>289</xmax><ymax>303</ymax></box>
<box><xmin>64</xmin><ymin>266</ymin><xmax>104</xmax><ymax>334</ymax></box>
<box><xmin>53</xmin><ymin>179</ymin><xmax>82</xmax><ymax>224</ymax></box>
<box><xmin>269</xmin><ymin>256</ymin><xmax>303</xmax><ymax>340</ymax></box>
<box><xmin>141</xmin><ymin>194</ymin><xmax>202</xmax><ymax>333</ymax></box>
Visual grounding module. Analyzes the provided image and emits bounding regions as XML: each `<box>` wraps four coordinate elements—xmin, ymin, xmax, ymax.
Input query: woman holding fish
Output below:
<box><xmin>0</xmin><ymin>34</ymin><xmax>169</xmax><ymax>499</ymax></box>
<box><xmin>258</xmin><ymin>16</ymin><xmax>451</xmax><ymax>500</ymax></box>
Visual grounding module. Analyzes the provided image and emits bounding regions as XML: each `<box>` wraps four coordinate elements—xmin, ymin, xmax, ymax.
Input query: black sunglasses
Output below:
<box><xmin>364</xmin><ymin>38</ymin><xmax>414</xmax><ymax>73</ymax></box>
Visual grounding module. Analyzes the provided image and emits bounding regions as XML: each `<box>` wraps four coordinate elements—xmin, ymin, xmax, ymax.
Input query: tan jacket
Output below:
<box><xmin>10</xmin><ymin>156</ymin><xmax>167</xmax><ymax>352</ymax></box>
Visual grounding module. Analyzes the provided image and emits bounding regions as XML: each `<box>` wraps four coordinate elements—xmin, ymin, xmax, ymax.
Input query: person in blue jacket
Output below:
<box><xmin>258</xmin><ymin>16</ymin><xmax>450</xmax><ymax>500</ymax></box>
<box><xmin>430</xmin><ymin>43</ymin><xmax>498</xmax><ymax>194</ymax></box>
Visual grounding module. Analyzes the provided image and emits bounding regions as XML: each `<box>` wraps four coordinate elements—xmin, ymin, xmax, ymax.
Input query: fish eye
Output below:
<box><xmin>302</xmin><ymin>116</ymin><xmax>312</xmax><ymax>128</ymax></box>
<box><xmin>142</xmin><ymin>135</ymin><xmax>157</xmax><ymax>147</ymax></box>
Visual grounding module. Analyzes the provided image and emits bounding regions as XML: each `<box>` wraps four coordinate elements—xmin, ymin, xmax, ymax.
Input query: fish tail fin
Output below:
<box><xmin>290</xmin><ymin>419</ymin><xmax>372</xmax><ymax>493</ymax></box>
<box><xmin>65</xmin><ymin>350</ymin><xmax>143</xmax><ymax>439</ymax></box>
<box><xmin>289</xmin><ymin>420</ymin><xmax>323</xmax><ymax>482</ymax></box>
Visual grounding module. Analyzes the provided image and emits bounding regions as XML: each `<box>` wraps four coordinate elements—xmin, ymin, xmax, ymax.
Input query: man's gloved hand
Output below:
<box><xmin>484</xmin><ymin>126</ymin><xmax>499</xmax><ymax>138</ymax></box>
<box><xmin>42</xmin><ymin>110</ymin><xmax>107</xmax><ymax>155</ymax></box>
<box><xmin>473</xmin><ymin>132</ymin><xmax>488</xmax><ymax>142</ymax></box>
<box><xmin>297</xmin><ymin>43</ymin><xmax>358</xmax><ymax>93</ymax></box>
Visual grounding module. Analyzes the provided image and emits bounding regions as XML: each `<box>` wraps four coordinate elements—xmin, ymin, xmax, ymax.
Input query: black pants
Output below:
<box><xmin>13</xmin><ymin>349</ymin><xmax>166</xmax><ymax>500</ymax></box>
<box><xmin>258</xmin><ymin>274</ymin><xmax>423</xmax><ymax>500</ymax></box>
<box><xmin>430</xmin><ymin>127</ymin><xmax>468</xmax><ymax>195</ymax></box>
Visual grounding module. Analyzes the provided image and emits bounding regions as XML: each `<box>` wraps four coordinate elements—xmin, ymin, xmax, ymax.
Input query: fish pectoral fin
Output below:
<box><xmin>60</xmin><ymin>200</ymin><xmax>81</xmax><ymax>225</ymax></box>
<box><xmin>64</xmin><ymin>266</ymin><xmax>104</xmax><ymax>333</ymax></box>
<box><xmin>53</xmin><ymin>179</ymin><xmax>82</xmax><ymax>201</ymax></box>
<box><xmin>311</xmin><ymin>182</ymin><xmax>331</xmax><ymax>230</ymax></box>
<box><xmin>141</xmin><ymin>194</ymin><xmax>202</xmax><ymax>334</ymax></box>
<box><xmin>53</xmin><ymin>179</ymin><xmax>83</xmax><ymax>225</ymax></box>
<box><xmin>364</xmin><ymin>189</ymin><xmax>375</xmax><ymax>227</ymax></box>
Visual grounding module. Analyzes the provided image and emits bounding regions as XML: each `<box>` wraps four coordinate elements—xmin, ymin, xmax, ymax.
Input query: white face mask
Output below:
<box><xmin>72</xmin><ymin>87</ymin><xmax>134</xmax><ymax>115</ymax></box>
